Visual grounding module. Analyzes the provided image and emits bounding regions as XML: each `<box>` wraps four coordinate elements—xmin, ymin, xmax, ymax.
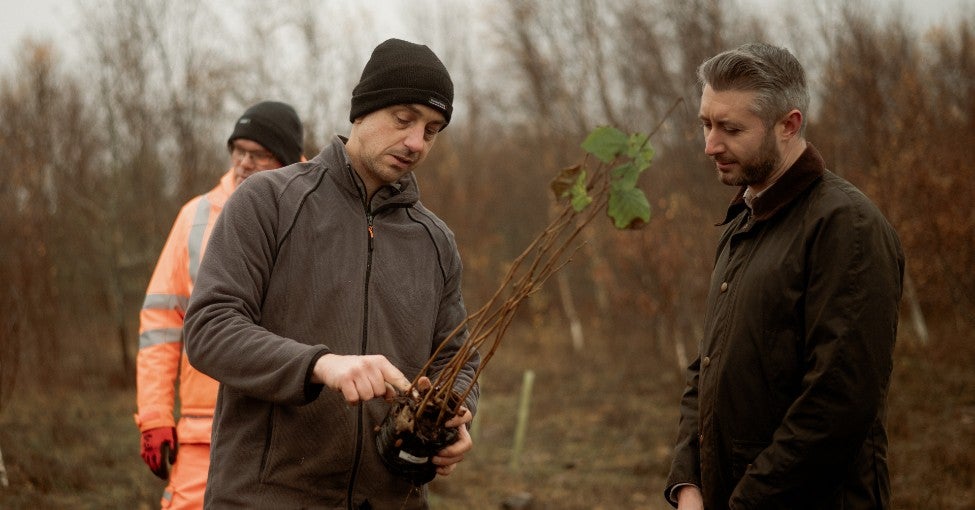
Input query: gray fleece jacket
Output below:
<box><xmin>184</xmin><ymin>135</ymin><xmax>478</xmax><ymax>509</ymax></box>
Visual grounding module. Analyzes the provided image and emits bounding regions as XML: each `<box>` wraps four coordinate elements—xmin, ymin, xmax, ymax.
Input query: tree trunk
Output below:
<box><xmin>903</xmin><ymin>270</ymin><xmax>930</xmax><ymax>344</ymax></box>
<box><xmin>556</xmin><ymin>272</ymin><xmax>585</xmax><ymax>352</ymax></box>
<box><xmin>0</xmin><ymin>442</ymin><xmax>9</xmax><ymax>487</ymax></box>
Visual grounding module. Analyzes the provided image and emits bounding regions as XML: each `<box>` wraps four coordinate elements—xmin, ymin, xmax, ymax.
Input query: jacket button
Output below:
<box><xmin>720</xmin><ymin>281</ymin><xmax>729</xmax><ymax>292</ymax></box>
<box><xmin>702</xmin><ymin>356</ymin><xmax>711</xmax><ymax>368</ymax></box>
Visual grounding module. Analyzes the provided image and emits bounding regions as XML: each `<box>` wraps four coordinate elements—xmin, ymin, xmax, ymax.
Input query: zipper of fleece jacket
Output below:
<box><xmin>347</xmin><ymin>209</ymin><xmax>375</xmax><ymax>510</ymax></box>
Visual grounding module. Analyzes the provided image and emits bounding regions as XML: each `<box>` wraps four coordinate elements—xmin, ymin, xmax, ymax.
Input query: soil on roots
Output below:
<box><xmin>377</xmin><ymin>385</ymin><xmax>462</xmax><ymax>486</ymax></box>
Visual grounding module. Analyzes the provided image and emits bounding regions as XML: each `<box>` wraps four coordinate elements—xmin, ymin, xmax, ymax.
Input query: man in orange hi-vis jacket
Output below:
<box><xmin>135</xmin><ymin>100</ymin><xmax>304</xmax><ymax>509</ymax></box>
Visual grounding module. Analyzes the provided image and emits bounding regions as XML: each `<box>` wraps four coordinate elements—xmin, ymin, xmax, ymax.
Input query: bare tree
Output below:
<box><xmin>0</xmin><ymin>0</ymin><xmax>970</xmax><ymax>399</ymax></box>
<box><xmin>71</xmin><ymin>0</ymin><xmax>245</xmax><ymax>378</ymax></box>
<box><xmin>0</xmin><ymin>40</ymin><xmax>99</xmax><ymax>387</ymax></box>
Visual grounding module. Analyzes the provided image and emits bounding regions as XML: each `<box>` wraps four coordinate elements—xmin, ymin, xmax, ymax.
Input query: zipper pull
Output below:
<box><xmin>367</xmin><ymin>215</ymin><xmax>375</xmax><ymax>250</ymax></box>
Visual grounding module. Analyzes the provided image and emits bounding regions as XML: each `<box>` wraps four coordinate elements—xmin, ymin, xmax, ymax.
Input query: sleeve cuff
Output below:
<box><xmin>666</xmin><ymin>483</ymin><xmax>700</xmax><ymax>507</ymax></box>
<box><xmin>302</xmin><ymin>347</ymin><xmax>331</xmax><ymax>402</ymax></box>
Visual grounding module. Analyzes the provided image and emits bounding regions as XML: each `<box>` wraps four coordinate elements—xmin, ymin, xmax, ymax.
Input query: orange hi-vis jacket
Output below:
<box><xmin>135</xmin><ymin>169</ymin><xmax>236</xmax><ymax>444</ymax></box>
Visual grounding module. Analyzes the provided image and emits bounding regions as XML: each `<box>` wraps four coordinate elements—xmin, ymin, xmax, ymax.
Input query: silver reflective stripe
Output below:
<box><xmin>188</xmin><ymin>195</ymin><xmax>212</xmax><ymax>284</ymax></box>
<box><xmin>142</xmin><ymin>293</ymin><xmax>189</xmax><ymax>314</ymax></box>
<box><xmin>139</xmin><ymin>328</ymin><xmax>181</xmax><ymax>349</ymax></box>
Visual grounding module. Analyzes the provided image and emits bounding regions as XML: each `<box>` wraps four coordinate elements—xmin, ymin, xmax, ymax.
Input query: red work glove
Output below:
<box><xmin>140</xmin><ymin>427</ymin><xmax>178</xmax><ymax>479</ymax></box>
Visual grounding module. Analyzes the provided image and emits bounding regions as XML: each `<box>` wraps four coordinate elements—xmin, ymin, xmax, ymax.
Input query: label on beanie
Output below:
<box><xmin>428</xmin><ymin>98</ymin><xmax>447</xmax><ymax>111</ymax></box>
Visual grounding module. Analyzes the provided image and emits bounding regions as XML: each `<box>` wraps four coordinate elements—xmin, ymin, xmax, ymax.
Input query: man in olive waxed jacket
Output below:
<box><xmin>664</xmin><ymin>43</ymin><xmax>904</xmax><ymax>510</ymax></box>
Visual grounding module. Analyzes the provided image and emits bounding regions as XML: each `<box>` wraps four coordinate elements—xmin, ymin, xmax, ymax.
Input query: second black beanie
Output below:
<box><xmin>228</xmin><ymin>101</ymin><xmax>303</xmax><ymax>166</ymax></box>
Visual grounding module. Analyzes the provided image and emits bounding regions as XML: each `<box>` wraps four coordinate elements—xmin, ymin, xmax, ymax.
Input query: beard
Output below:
<box><xmin>727</xmin><ymin>127</ymin><xmax>781</xmax><ymax>187</ymax></box>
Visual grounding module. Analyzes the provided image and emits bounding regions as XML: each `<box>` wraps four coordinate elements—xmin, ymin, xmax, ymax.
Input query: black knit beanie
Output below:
<box><xmin>227</xmin><ymin>101</ymin><xmax>303</xmax><ymax>166</ymax></box>
<box><xmin>349</xmin><ymin>39</ymin><xmax>453</xmax><ymax>128</ymax></box>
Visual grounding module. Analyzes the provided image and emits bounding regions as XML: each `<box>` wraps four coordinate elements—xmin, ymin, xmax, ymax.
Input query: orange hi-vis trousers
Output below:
<box><xmin>160</xmin><ymin>443</ymin><xmax>209</xmax><ymax>510</ymax></box>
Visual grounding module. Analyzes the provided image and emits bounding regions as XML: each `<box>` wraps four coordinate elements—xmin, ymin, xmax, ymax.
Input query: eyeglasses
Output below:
<box><xmin>231</xmin><ymin>145</ymin><xmax>276</xmax><ymax>165</ymax></box>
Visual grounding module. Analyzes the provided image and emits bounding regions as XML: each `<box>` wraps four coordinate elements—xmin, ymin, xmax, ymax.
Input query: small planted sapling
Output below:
<box><xmin>376</xmin><ymin>124</ymin><xmax>658</xmax><ymax>485</ymax></box>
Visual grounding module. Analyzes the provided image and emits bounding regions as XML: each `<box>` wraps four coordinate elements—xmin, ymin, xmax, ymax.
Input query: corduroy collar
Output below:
<box><xmin>717</xmin><ymin>143</ymin><xmax>826</xmax><ymax>226</ymax></box>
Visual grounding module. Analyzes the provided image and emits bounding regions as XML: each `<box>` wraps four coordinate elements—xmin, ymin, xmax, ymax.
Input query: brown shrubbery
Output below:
<box><xmin>0</xmin><ymin>1</ymin><xmax>972</xmax><ymax>507</ymax></box>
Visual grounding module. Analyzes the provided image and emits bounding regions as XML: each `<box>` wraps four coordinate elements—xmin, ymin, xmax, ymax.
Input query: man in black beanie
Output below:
<box><xmin>135</xmin><ymin>100</ymin><xmax>303</xmax><ymax>510</ymax></box>
<box><xmin>226</xmin><ymin>100</ymin><xmax>304</xmax><ymax>185</ymax></box>
<box><xmin>185</xmin><ymin>39</ymin><xmax>478</xmax><ymax>509</ymax></box>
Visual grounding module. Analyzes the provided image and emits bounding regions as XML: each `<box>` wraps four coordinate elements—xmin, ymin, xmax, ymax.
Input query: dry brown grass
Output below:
<box><xmin>0</xmin><ymin>319</ymin><xmax>971</xmax><ymax>509</ymax></box>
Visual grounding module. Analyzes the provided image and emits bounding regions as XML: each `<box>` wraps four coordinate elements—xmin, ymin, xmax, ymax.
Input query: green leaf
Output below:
<box><xmin>608</xmin><ymin>187</ymin><xmax>651</xmax><ymax>229</ymax></box>
<box><xmin>625</xmin><ymin>132</ymin><xmax>650</xmax><ymax>158</ymax></box>
<box><xmin>628</xmin><ymin>136</ymin><xmax>655</xmax><ymax>171</ymax></box>
<box><xmin>581</xmin><ymin>126</ymin><xmax>628</xmax><ymax>163</ymax></box>
<box><xmin>610</xmin><ymin>161</ymin><xmax>640</xmax><ymax>190</ymax></box>
<box><xmin>576</xmin><ymin>125</ymin><xmax>655</xmax><ymax>227</ymax></box>
<box><xmin>569</xmin><ymin>170</ymin><xmax>592</xmax><ymax>212</ymax></box>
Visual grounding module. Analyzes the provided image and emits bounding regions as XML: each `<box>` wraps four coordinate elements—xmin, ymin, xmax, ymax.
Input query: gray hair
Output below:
<box><xmin>697</xmin><ymin>42</ymin><xmax>810</xmax><ymax>136</ymax></box>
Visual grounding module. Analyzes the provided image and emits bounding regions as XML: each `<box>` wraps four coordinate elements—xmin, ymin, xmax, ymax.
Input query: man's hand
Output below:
<box><xmin>676</xmin><ymin>484</ymin><xmax>704</xmax><ymax>510</ymax></box>
<box><xmin>312</xmin><ymin>354</ymin><xmax>411</xmax><ymax>405</ymax></box>
<box><xmin>140</xmin><ymin>426</ymin><xmax>178</xmax><ymax>479</ymax></box>
<box><xmin>432</xmin><ymin>405</ymin><xmax>473</xmax><ymax>476</ymax></box>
